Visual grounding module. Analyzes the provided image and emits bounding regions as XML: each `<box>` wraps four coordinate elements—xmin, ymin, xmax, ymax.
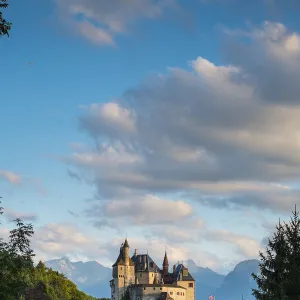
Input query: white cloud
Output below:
<box><xmin>57</xmin><ymin>0</ymin><xmax>180</xmax><ymax>46</ymax></box>
<box><xmin>87</xmin><ymin>195</ymin><xmax>194</xmax><ymax>227</ymax></box>
<box><xmin>32</xmin><ymin>223</ymin><xmax>100</xmax><ymax>262</ymax></box>
<box><xmin>206</xmin><ymin>229</ymin><xmax>263</xmax><ymax>258</ymax></box>
<box><xmin>0</xmin><ymin>170</ymin><xmax>22</xmax><ymax>184</ymax></box>
<box><xmin>68</xmin><ymin>21</ymin><xmax>300</xmax><ymax>213</ymax></box>
<box><xmin>77</xmin><ymin>21</ymin><xmax>115</xmax><ymax>46</ymax></box>
<box><xmin>4</xmin><ymin>208</ymin><xmax>38</xmax><ymax>222</ymax></box>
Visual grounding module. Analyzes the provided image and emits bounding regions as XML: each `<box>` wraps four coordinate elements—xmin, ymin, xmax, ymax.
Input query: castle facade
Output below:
<box><xmin>110</xmin><ymin>239</ymin><xmax>195</xmax><ymax>300</ymax></box>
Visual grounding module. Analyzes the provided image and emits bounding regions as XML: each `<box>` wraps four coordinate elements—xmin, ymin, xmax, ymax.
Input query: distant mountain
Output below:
<box><xmin>214</xmin><ymin>259</ymin><xmax>260</xmax><ymax>300</ymax></box>
<box><xmin>186</xmin><ymin>259</ymin><xmax>225</xmax><ymax>288</ymax></box>
<box><xmin>184</xmin><ymin>259</ymin><xmax>225</xmax><ymax>299</ymax></box>
<box><xmin>44</xmin><ymin>257</ymin><xmax>260</xmax><ymax>300</ymax></box>
<box><xmin>45</xmin><ymin>257</ymin><xmax>111</xmax><ymax>298</ymax></box>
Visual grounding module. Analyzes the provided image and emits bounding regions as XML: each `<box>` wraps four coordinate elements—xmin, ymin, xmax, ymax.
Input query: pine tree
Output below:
<box><xmin>282</xmin><ymin>206</ymin><xmax>300</xmax><ymax>299</ymax></box>
<box><xmin>252</xmin><ymin>219</ymin><xmax>289</xmax><ymax>300</ymax></box>
<box><xmin>252</xmin><ymin>206</ymin><xmax>300</xmax><ymax>300</ymax></box>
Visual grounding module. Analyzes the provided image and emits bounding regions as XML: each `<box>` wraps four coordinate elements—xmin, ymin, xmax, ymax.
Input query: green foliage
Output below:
<box><xmin>29</xmin><ymin>261</ymin><xmax>99</xmax><ymax>300</ymax></box>
<box><xmin>0</xmin><ymin>206</ymin><xmax>35</xmax><ymax>299</ymax></box>
<box><xmin>252</xmin><ymin>205</ymin><xmax>300</xmax><ymax>300</ymax></box>
<box><xmin>0</xmin><ymin>0</ymin><xmax>12</xmax><ymax>36</ymax></box>
<box><xmin>0</xmin><ymin>200</ymin><xmax>102</xmax><ymax>300</ymax></box>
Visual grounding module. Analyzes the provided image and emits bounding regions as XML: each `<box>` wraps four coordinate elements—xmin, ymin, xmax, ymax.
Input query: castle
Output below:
<box><xmin>110</xmin><ymin>239</ymin><xmax>195</xmax><ymax>300</ymax></box>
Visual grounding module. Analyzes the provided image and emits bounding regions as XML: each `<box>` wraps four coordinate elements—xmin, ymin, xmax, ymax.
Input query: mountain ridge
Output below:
<box><xmin>45</xmin><ymin>257</ymin><xmax>259</xmax><ymax>300</ymax></box>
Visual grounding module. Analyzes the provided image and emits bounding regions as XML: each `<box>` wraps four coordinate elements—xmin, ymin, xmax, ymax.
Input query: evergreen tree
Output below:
<box><xmin>283</xmin><ymin>206</ymin><xmax>300</xmax><ymax>299</ymax></box>
<box><xmin>0</xmin><ymin>0</ymin><xmax>12</xmax><ymax>36</ymax></box>
<box><xmin>252</xmin><ymin>206</ymin><xmax>300</xmax><ymax>300</ymax></box>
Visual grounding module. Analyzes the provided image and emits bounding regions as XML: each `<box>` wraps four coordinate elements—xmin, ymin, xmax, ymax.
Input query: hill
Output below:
<box><xmin>45</xmin><ymin>257</ymin><xmax>111</xmax><ymax>298</ymax></box>
<box><xmin>27</xmin><ymin>261</ymin><xmax>102</xmax><ymax>300</ymax></box>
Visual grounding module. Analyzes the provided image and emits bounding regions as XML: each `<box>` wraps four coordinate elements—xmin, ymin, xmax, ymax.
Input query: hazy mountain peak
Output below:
<box><xmin>61</xmin><ymin>256</ymin><xmax>70</xmax><ymax>261</ymax></box>
<box><xmin>234</xmin><ymin>259</ymin><xmax>259</xmax><ymax>272</ymax></box>
<box><xmin>186</xmin><ymin>259</ymin><xmax>196</xmax><ymax>265</ymax></box>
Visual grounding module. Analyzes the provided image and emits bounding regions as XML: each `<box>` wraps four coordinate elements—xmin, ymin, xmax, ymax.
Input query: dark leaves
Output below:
<box><xmin>0</xmin><ymin>0</ymin><xmax>12</xmax><ymax>37</ymax></box>
<box><xmin>252</xmin><ymin>206</ymin><xmax>300</xmax><ymax>300</ymax></box>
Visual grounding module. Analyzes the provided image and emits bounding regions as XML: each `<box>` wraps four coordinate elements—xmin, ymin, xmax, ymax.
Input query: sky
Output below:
<box><xmin>1</xmin><ymin>0</ymin><xmax>300</xmax><ymax>275</ymax></box>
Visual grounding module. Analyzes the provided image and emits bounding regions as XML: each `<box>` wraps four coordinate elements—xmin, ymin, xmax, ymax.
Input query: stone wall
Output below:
<box><xmin>129</xmin><ymin>285</ymin><xmax>187</xmax><ymax>300</ymax></box>
<box><xmin>176</xmin><ymin>281</ymin><xmax>195</xmax><ymax>300</ymax></box>
<box><xmin>135</xmin><ymin>271</ymin><xmax>162</xmax><ymax>284</ymax></box>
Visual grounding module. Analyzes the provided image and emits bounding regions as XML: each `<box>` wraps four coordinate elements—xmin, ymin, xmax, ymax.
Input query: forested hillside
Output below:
<box><xmin>0</xmin><ymin>199</ymin><xmax>108</xmax><ymax>300</ymax></box>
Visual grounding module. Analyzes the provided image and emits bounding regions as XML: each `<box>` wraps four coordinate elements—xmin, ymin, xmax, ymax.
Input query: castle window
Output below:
<box><xmin>170</xmin><ymin>292</ymin><xmax>173</xmax><ymax>295</ymax></box>
<box><xmin>144</xmin><ymin>288</ymin><xmax>146</xmax><ymax>290</ymax></box>
<box><xmin>152</xmin><ymin>274</ymin><xmax>153</xmax><ymax>277</ymax></box>
<box><xmin>177</xmin><ymin>292</ymin><xmax>179</xmax><ymax>295</ymax></box>
<box><xmin>189</xmin><ymin>283</ymin><xmax>193</xmax><ymax>288</ymax></box>
<box><xmin>140</xmin><ymin>273</ymin><xmax>142</xmax><ymax>277</ymax></box>
<box><xmin>150</xmin><ymin>262</ymin><xmax>154</xmax><ymax>267</ymax></box>
<box><xmin>121</xmin><ymin>267</ymin><xmax>122</xmax><ymax>270</ymax></box>
<box><xmin>153</xmin><ymin>288</ymin><xmax>155</xmax><ymax>290</ymax></box>
<box><xmin>160</xmin><ymin>288</ymin><xmax>162</xmax><ymax>290</ymax></box>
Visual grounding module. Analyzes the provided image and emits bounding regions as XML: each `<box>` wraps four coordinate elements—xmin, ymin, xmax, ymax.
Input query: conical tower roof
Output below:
<box><xmin>124</xmin><ymin>238</ymin><xmax>129</xmax><ymax>248</ymax></box>
<box><xmin>163</xmin><ymin>251</ymin><xmax>169</xmax><ymax>266</ymax></box>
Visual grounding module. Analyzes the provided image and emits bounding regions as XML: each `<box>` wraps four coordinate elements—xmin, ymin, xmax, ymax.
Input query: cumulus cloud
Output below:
<box><xmin>32</xmin><ymin>223</ymin><xmax>101</xmax><ymax>262</ymax></box>
<box><xmin>205</xmin><ymin>229</ymin><xmax>263</xmax><ymax>258</ymax></box>
<box><xmin>67</xmin><ymin>21</ymin><xmax>300</xmax><ymax>213</ymax></box>
<box><xmin>30</xmin><ymin>222</ymin><xmax>255</xmax><ymax>272</ymax></box>
<box><xmin>4</xmin><ymin>208</ymin><xmax>38</xmax><ymax>222</ymax></box>
<box><xmin>0</xmin><ymin>170</ymin><xmax>47</xmax><ymax>197</ymax></box>
<box><xmin>57</xmin><ymin>0</ymin><xmax>180</xmax><ymax>46</ymax></box>
<box><xmin>0</xmin><ymin>170</ymin><xmax>22</xmax><ymax>184</ymax></box>
<box><xmin>86</xmin><ymin>195</ymin><xmax>194</xmax><ymax>229</ymax></box>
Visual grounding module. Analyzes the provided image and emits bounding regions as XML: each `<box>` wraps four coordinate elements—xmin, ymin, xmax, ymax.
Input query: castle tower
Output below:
<box><xmin>162</xmin><ymin>251</ymin><xmax>169</xmax><ymax>276</ymax></box>
<box><xmin>124</xmin><ymin>238</ymin><xmax>130</xmax><ymax>266</ymax></box>
<box><xmin>111</xmin><ymin>239</ymin><xmax>135</xmax><ymax>300</ymax></box>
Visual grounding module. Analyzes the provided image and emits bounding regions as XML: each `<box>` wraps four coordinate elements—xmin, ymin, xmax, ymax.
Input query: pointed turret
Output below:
<box><xmin>163</xmin><ymin>251</ymin><xmax>169</xmax><ymax>276</ymax></box>
<box><xmin>124</xmin><ymin>238</ymin><xmax>129</xmax><ymax>248</ymax></box>
<box><xmin>124</xmin><ymin>238</ymin><xmax>130</xmax><ymax>266</ymax></box>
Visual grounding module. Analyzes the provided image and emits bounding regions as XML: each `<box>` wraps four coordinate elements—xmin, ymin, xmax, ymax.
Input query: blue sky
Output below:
<box><xmin>1</xmin><ymin>0</ymin><xmax>300</xmax><ymax>274</ymax></box>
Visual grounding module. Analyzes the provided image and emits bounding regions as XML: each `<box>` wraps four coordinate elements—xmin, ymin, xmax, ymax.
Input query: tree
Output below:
<box><xmin>252</xmin><ymin>206</ymin><xmax>300</xmax><ymax>300</ymax></box>
<box><xmin>0</xmin><ymin>201</ymin><xmax>35</xmax><ymax>299</ymax></box>
<box><xmin>0</xmin><ymin>0</ymin><xmax>12</xmax><ymax>36</ymax></box>
<box><xmin>1</xmin><ymin>199</ymin><xmax>103</xmax><ymax>300</ymax></box>
<box><xmin>282</xmin><ymin>206</ymin><xmax>300</xmax><ymax>299</ymax></box>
